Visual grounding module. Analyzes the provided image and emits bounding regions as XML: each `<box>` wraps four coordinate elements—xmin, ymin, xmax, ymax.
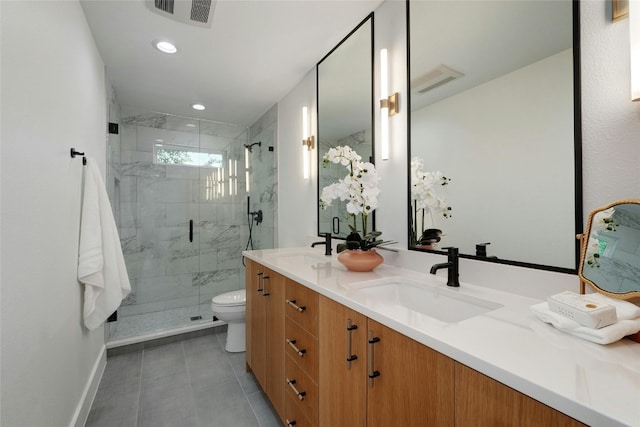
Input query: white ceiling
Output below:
<box><xmin>410</xmin><ymin>0</ymin><xmax>573</xmax><ymax>111</ymax></box>
<box><xmin>80</xmin><ymin>0</ymin><xmax>383</xmax><ymax>126</ymax></box>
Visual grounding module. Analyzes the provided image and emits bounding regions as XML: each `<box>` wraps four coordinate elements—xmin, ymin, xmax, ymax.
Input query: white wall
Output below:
<box><xmin>276</xmin><ymin>0</ymin><xmax>640</xmax><ymax>299</ymax></box>
<box><xmin>277</xmin><ymin>69</ymin><xmax>319</xmax><ymax>246</ymax></box>
<box><xmin>1</xmin><ymin>1</ymin><xmax>108</xmax><ymax>425</ymax></box>
<box><xmin>580</xmin><ymin>0</ymin><xmax>640</xmax><ymax>212</ymax></box>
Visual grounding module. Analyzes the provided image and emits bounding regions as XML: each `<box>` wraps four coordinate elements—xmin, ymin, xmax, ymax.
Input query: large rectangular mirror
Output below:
<box><xmin>317</xmin><ymin>13</ymin><xmax>374</xmax><ymax>239</ymax></box>
<box><xmin>408</xmin><ymin>0</ymin><xmax>581</xmax><ymax>272</ymax></box>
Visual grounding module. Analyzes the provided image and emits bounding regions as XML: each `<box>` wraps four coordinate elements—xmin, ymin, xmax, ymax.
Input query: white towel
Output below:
<box><xmin>531</xmin><ymin>302</ymin><xmax>640</xmax><ymax>345</ymax></box>
<box><xmin>78</xmin><ymin>159</ymin><xmax>131</xmax><ymax>331</ymax></box>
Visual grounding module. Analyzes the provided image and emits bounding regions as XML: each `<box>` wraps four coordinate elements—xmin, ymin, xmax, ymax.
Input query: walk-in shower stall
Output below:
<box><xmin>106</xmin><ymin>106</ymin><xmax>276</xmax><ymax>344</ymax></box>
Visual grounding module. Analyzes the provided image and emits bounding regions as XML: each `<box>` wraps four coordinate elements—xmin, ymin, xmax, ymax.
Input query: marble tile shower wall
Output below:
<box><xmin>117</xmin><ymin>111</ymin><xmax>250</xmax><ymax>318</ymax></box>
<box><xmin>247</xmin><ymin>105</ymin><xmax>278</xmax><ymax>250</ymax></box>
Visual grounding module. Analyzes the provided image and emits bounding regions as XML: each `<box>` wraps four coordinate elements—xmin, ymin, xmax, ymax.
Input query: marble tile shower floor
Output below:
<box><xmin>86</xmin><ymin>330</ymin><xmax>280</xmax><ymax>427</ymax></box>
<box><xmin>110</xmin><ymin>305</ymin><xmax>215</xmax><ymax>341</ymax></box>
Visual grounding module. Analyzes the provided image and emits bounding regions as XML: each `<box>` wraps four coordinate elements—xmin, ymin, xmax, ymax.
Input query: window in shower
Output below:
<box><xmin>154</xmin><ymin>143</ymin><xmax>224</xmax><ymax>168</ymax></box>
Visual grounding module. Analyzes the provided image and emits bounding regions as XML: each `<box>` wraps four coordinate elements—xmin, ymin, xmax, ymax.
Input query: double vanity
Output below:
<box><xmin>244</xmin><ymin>248</ymin><xmax>640</xmax><ymax>427</ymax></box>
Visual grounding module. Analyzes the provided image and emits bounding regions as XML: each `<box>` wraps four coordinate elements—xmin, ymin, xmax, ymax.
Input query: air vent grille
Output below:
<box><xmin>412</xmin><ymin>65</ymin><xmax>464</xmax><ymax>94</ymax></box>
<box><xmin>147</xmin><ymin>0</ymin><xmax>215</xmax><ymax>28</ymax></box>
<box><xmin>191</xmin><ymin>0</ymin><xmax>212</xmax><ymax>23</ymax></box>
<box><xmin>417</xmin><ymin>76</ymin><xmax>457</xmax><ymax>94</ymax></box>
<box><xmin>155</xmin><ymin>0</ymin><xmax>174</xmax><ymax>14</ymax></box>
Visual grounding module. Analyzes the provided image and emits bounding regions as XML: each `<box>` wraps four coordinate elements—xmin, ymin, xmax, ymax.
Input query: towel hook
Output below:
<box><xmin>70</xmin><ymin>148</ymin><xmax>85</xmax><ymax>158</ymax></box>
<box><xmin>70</xmin><ymin>148</ymin><xmax>87</xmax><ymax>165</ymax></box>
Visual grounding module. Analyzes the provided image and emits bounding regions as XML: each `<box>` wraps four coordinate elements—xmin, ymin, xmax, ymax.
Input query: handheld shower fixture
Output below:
<box><xmin>244</xmin><ymin>141</ymin><xmax>262</xmax><ymax>152</ymax></box>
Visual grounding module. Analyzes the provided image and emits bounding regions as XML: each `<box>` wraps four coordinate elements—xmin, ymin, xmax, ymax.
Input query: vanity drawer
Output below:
<box><xmin>285</xmin><ymin>318</ymin><xmax>319</xmax><ymax>381</ymax></box>
<box><xmin>285</xmin><ymin>279</ymin><xmax>319</xmax><ymax>337</ymax></box>
<box><xmin>285</xmin><ymin>354</ymin><xmax>318</xmax><ymax>425</ymax></box>
<box><xmin>284</xmin><ymin>392</ymin><xmax>315</xmax><ymax>427</ymax></box>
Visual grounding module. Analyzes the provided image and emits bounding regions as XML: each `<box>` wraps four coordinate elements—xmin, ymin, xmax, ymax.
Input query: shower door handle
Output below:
<box><xmin>189</xmin><ymin>220</ymin><xmax>193</xmax><ymax>242</ymax></box>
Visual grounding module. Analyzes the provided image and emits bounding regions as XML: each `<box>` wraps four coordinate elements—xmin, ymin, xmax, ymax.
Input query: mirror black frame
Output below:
<box><xmin>316</xmin><ymin>12</ymin><xmax>375</xmax><ymax>240</ymax></box>
<box><xmin>405</xmin><ymin>0</ymin><xmax>583</xmax><ymax>274</ymax></box>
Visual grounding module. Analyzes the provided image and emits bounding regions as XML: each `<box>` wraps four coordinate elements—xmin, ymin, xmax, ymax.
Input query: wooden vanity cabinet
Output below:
<box><xmin>318</xmin><ymin>295</ymin><xmax>455</xmax><ymax>427</ymax></box>
<box><xmin>246</xmin><ymin>260</ymin><xmax>588</xmax><ymax>427</ymax></box>
<box><xmin>245</xmin><ymin>259</ymin><xmax>285</xmax><ymax>421</ymax></box>
<box><xmin>454</xmin><ymin>363</ymin><xmax>586</xmax><ymax>427</ymax></box>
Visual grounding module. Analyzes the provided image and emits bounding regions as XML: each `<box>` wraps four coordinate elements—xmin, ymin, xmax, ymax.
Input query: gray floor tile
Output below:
<box><xmin>186</xmin><ymin>352</ymin><xmax>238</xmax><ymax>387</ymax></box>
<box><xmin>100</xmin><ymin>351</ymin><xmax>143</xmax><ymax>388</ymax></box>
<box><xmin>88</xmin><ymin>334</ymin><xmax>277</xmax><ymax>427</ymax></box>
<box><xmin>193</xmin><ymin>381</ymin><xmax>259</xmax><ymax>427</ymax></box>
<box><xmin>85</xmin><ymin>380</ymin><xmax>139</xmax><ymax>427</ymax></box>
<box><xmin>234</xmin><ymin>370</ymin><xmax>260</xmax><ymax>395</ymax></box>
<box><xmin>141</xmin><ymin>342</ymin><xmax>187</xmax><ymax>382</ymax></box>
<box><xmin>137</xmin><ymin>406</ymin><xmax>199</xmax><ymax>427</ymax></box>
<box><xmin>183</xmin><ymin>334</ymin><xmax>223</xmax><ymax>355</ymax></box>
<box><xmin>254</xmin><ymin>407</ymin><xmax>281</xmax><ymax>427</ymax></box>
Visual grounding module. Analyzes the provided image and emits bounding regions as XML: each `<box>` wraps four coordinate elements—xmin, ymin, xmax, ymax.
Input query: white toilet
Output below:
<box><xmin>211</xmin><ymin>289</ymin><xmax>246</xmax><ymax>352</ymax></box>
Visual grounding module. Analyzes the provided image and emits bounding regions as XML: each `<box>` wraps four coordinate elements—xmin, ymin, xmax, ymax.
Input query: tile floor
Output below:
<box><xmin>86</xmin><ymin>329</ymin><xmax>280</xmax><ymax>427</ymax></box>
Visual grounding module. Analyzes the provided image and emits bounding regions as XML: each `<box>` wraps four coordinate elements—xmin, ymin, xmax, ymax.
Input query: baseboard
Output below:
<box><xmin>70</xmin><ymin>344</ymin><xmax>106</xmax><ymax>427</ymax></box>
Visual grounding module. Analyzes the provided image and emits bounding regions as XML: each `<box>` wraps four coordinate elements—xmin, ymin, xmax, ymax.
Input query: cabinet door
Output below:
<box><xmin>454</xmin><ymin>363</ymin><xmax>586</xmax><ymax>427</ymax></box>
<box><xmin>366</xmin><ymin>319</ymin><xmax>455</xmax><ymax>427</ymax></box>
<box><xmin>247</xmin><ymin>260</ymin><xmax>267</xmax><ymax>388</ymax></box>
<box><xmin>318</xmin><ymin>296</ymin><xmax>367</xmax><ymax>427</ymax></box>
<box><xmin>263</xmin><ymin>269</ymin><xmax>285</xmax><ymax>420</ymax></box>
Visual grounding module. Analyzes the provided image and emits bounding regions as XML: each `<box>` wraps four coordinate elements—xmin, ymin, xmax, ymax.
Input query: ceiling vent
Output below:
<box><xmin>147</xmin><ymin>0</ymin><xmax>216</xmax><ymax>28</ymax></box>
<box><xmin>412</xmin><ymin>65</ymin><xmax>464</xmax><ymax>94</ymax></box>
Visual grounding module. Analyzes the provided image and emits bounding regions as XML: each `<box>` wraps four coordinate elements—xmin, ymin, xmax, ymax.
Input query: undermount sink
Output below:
<box><xmin>349</xmin><ymin>276</ymin><xmax>502</xmax><ymax>323</ymax></box>
<box><xmin>273</xmin><ymin>252</ymin><xmax>331</xmax><ymax>265</ymax></box>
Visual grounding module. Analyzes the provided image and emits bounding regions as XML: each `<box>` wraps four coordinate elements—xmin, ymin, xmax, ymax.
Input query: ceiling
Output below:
<box><xmin>409</xmin><ymin>0</ymin><xmax>573</xmax><ymax>111</ymax></box>
<box><xmin>80</xmin><ymin>0</ymin><xmax>383</xmax><ymax>127</ymax></box>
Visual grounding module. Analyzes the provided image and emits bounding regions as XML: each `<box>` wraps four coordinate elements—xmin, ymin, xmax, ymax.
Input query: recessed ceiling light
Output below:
<box><xmin>153</xmin><ymin>40</ymin><xmax>177</xmax><ymax>54</ymax></box>
<box><xmin>192</xmin><ymin>104</ymin><xmax>206</xmax><ymax>111</ymax></box>
<box><xmin>186</xmin><ymin>123</ymin><xmax>196</xmax><ymax>128</ymax></box>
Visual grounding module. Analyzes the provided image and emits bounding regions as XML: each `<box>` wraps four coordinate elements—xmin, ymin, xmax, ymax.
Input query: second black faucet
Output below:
<box><xmin>311</xmin><ymin>232</ymin><xmax>332</xmax><ymax>256</ymax></box>
<box><xmin>429</xmin><ymin>246</ymin><xmax>460</xmax><ymax>287</ymax></box>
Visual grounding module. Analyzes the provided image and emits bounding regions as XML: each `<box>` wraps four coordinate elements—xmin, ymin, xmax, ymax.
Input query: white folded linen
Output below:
<box><xmin>78</xmin><ymin>160</ymin><xmax>131</xmax><ymax>331</ymax></box>
<box><xmin>531</xmin><ymin>301</ymin><xmax>640</xmax><ymax>345</ymax></box>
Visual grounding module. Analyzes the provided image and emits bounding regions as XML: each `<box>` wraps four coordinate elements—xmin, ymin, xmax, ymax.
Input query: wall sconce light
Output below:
<box><xmin>631</xmin><ymin>0</ymin><xmax>640</xmax><ymax>101</ymax></box>
<box><xmin>302</xmin><ymin>106</ymin><xmax>314</xmax><ymax>179</ymax></box>
<box><xmin>379</xmin><ymin>48</ymin><xmax>399</xmax><ymax>160</ymax></box>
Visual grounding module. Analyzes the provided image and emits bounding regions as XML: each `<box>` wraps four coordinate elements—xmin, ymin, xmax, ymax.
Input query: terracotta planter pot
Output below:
<box><xmin>337</xmin><ymin>249</ymin><xmax>383</xmax><ymax>272</ymax></box>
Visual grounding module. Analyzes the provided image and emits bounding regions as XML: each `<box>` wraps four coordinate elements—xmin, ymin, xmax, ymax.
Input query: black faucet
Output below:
<box><xmin>429</xmin><ymin>246</ymin><xmax>460</xmax><ymax>287</ymax></box>
<box><xmin>311</xmin><ymin>232</ymin><xmax>332</xmax><ymax>256</ymax></box>
<box><xmin>476</xmin><ymin>242</ymin><xmax>490</xmax><ymax>257</ymax></box>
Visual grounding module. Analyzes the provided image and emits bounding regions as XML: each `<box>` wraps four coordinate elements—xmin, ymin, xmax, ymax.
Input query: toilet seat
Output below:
<box><xmin>212</xmin><ymin>289</ymin><xmax>246</xmax><ymax>307</ymax></box>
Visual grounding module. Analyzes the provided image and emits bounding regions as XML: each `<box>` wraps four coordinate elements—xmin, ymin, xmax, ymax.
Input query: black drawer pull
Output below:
<box><xmin>286</xmin><ymin>299</ymin><xmax>306</xmax><ymax>312</ymax></box>
<box><xmin>286</xmin><ymin>379</ymin><xmax>306</xmax><ymax>401</ymax></box>
<box><xmin>286</xmin><ymin>339</ymin><xmax>306</xmax><ymax>357</ymax></box>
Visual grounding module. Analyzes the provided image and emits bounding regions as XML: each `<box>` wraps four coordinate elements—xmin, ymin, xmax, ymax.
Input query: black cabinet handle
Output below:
<box><xmin>189</xmin><ymin>219</ymin><xmax>193</xmax><ymax>242</ymax></box>
<box><xmin>346</xmin><ymin>320</ymin><xmax>358</xmax><ymax>368</ymax></box>
<box><xmin>368</xmin><ymin>332</ymin><xmax>381</xmax><ymax>386</ymax></box>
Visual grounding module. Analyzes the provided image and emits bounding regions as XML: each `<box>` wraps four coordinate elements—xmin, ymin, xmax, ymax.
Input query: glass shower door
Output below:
<box><xmin>196</xmin><ymin>122</ymin><xmax>249</xmax><ymax>319</ymax></box>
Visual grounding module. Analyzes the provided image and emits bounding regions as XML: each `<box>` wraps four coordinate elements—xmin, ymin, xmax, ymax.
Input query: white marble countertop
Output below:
<box><xmin>243</xmin><ymin>247</ymin><xmax>640</xmax><ymax>427</ymax></box>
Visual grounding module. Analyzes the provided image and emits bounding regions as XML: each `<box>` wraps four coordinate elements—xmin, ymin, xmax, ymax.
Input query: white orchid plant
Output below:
<box><xmin>585</xmin><ymin>207</ymin><xmax>618</xmax><ymax>268</ymax></box>
<box><xmin>410</xmin><ymin>156</ymin><xmax>452</xmax><ymax>245</ymax></box>
<box><xmin>320</xmin><ymin>145</ymin><xmax>393</xmax><ymax>251</ymax></box>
